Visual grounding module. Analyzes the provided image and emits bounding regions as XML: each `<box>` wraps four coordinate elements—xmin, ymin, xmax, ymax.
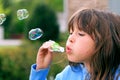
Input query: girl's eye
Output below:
<box><xmin>78</xmin><ymin>33</ymin><xmax>85</xmax><ymax>36</ymax></box>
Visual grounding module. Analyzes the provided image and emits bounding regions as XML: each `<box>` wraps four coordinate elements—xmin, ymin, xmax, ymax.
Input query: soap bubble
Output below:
<box><xmin>29</xmin><ymin>28</ymin><xmax>43</xmax><ymax>40</ymax></box>
<box><xmin>0</xmin><ymin>18</ymin><xmax>3</xmax><ymax>25</ymax></box>
<box><xmin>0</xmin><ymin>13</ymin><xmax>6</xmax><ymax>25</ymax></box>
<box><xmin>17</xmin><ymin>9</ymin><xmax>29</xmax><ymax>20</ymax></box>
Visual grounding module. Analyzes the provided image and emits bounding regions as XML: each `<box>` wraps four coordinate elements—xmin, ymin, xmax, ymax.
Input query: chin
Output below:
<box><xmin>67</xmin><ymin>56</ymin><xmax>76</xmax><ymax>62</ymax></box>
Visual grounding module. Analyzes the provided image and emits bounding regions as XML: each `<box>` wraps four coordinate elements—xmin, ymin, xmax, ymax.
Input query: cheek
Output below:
<box><xmin>66</xmin><ymin>42</ymin><xmax>95</xmax><ymax>63</ymax></box>
<box><xmin>74</xmin><ymin>40</ymin><xmax>95</xmax><ymax>57</ymax></box>
<box><xmin>71</xmin><ymin>46</ymin><xmax>95</xmax><ymax>62</ymax></box>
<box><xmin>82</xmin><ymin>43</ymin><xmax>95</xmax><ymax>53</ymax></box>
<box><xmin>80</xmin><ymin>37</ymin><xmax>95</xmax><ymax>52</ymax></box>
<box><xmin>74</xmin><ymin>41</ymin><xmax>91</xmax><ymax>51</ymax></box>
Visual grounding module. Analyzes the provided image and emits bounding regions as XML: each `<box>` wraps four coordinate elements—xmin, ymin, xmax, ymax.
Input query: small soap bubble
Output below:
<box><xmin>17</xmin><ymin>9</ymin><xmax>29</xmax><ymax>20</ymax></box>
<box><xmin>29</xmin><ymin>28</ymin><xmax>43</xmax><ymax>40</ymax></box>
<box><xmin>0</xmin><ymin>13</ymin><xmax>6</xmax><ymax>25</ymax></box>
<box><xmin>0</xmin><ymin>18</ymin><xmax>3</xmax><ymax>25</ymax></box>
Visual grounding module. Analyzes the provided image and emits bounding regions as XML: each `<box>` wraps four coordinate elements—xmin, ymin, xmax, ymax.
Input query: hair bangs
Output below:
<box><xmin>68</xmin><ymin>14</ymin><xmax>83</xmax><ymax>32</ymax></box>
<box><xmin>68</xmin><ymin>9</ymin><xmax>98</xmax><ymax>36</ymax></box>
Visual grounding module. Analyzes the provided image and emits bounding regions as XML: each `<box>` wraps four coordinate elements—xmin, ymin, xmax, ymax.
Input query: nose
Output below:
<box><xmin>68</xmin><ymin>34</ymin><xmax>75</xmax><ymax>43</ymax></box>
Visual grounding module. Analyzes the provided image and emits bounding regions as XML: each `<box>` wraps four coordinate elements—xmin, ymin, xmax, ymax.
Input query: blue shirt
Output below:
<box><xmin>29</xmin><ymin>64</ymin><xmax>120</xmax><ymax>80</ymax></box>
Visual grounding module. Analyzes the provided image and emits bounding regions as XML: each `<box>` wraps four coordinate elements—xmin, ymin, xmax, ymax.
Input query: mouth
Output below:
<box><xmin>66</xmin><ymin>46</ymin><xmax>72</xmax><ymax>53</ymax></box>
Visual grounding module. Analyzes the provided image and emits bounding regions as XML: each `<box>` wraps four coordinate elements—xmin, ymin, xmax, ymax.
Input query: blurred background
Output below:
<box><xmin>0</xmin><ymin>0</ymin><xmax>120</xmax><ymax>80</ymax></box>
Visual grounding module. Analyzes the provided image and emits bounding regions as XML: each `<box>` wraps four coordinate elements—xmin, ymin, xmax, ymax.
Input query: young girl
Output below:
<box><xmin>29</xmin><ymin>9</ymin><xmax>120</xmax><ymax>80</ymax></box>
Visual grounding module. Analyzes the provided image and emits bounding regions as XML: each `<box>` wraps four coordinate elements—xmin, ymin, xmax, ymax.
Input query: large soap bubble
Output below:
<box><xmin>17</xmin><ymin>9</ymin><xmax>29</xmax><ymax>20</ymax></box>
<box><xmin>50</xmin><ymin>40</ymin><xmax>64</xmax><ymax>53</ymax></box>
<box><xmin>29</xmin><ymin>28</ymin><xmax>43</xmax><ymax>40</ymax></box>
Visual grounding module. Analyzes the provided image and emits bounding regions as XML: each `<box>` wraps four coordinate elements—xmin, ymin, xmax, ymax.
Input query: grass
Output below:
<box><xmin>0</xmin><ymin>46</ymin><xmax>18</xmax><ymax>48</ymax></box>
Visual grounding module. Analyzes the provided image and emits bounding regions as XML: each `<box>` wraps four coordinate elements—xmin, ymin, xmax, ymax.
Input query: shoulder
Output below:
<box><xmin>57</xmin><ymin>65</ymin><xmax>72</xmax><ymax>75</ymax></box>
<box><xmin>55</xmin><ymin>65</ymin><xmax>71</xmax><ymax>80</ymax></box>
<box><xmin>55</xmin><ymin>64</ymin><xmax>86</xmax><ymax>80</ymax></box>
<box><xmin>57</xmin><ymin>64</ymin><xmax>84</xmax><ymax>75</ymax></box>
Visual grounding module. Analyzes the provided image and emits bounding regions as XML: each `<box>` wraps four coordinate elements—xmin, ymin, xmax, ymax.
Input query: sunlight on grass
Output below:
<box><xmin>0</xmin><ymin>46</ymin><xmax>19</xmax><ymax>50</ymax></box>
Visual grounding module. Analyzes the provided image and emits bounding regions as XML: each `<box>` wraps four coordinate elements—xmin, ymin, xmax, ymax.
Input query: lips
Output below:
<box><xmin>66</xmin><ymin>46</ymin><xmax>72</xmax><ymax>53</ymax></box>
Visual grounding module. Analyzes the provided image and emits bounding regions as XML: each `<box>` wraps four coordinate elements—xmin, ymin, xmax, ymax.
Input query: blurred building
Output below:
<box><xmin>67</xmin><ymin>0</ymin><xmax>120</xmax><ymax>19</ymax></box>
<box><xmin>109</xmin><ymin>0</ymin><xmax>120</xmax><ymax>14</ymax></box>
<box><xmin>68</xmin><ymin>0</ymin><xmax>108</xmax><ymax>18</ymax></box>
<box><xmin>58</xmin><ymin>0</ymin><xmax>119</xmax><ymax>32</ymax></box>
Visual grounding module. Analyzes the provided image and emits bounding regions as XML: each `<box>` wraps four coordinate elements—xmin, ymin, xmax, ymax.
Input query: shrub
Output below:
<box><xmin>3</xmin><ymin>13</ymin><xmax>25</xmax><ymax>39</ymax></box>
<box><xmin>0</xmin><ymin>44</ymin><xmax>66</xmax><ymax>80</ymax></box>
<box><xmin>0</xmin><ymin>44</ymin><xmax>37</xmax><ymax>80</ymax></box>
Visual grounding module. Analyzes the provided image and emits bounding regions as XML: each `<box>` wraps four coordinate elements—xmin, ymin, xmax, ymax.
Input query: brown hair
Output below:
<box><xmin>68</xmin><ymin>9</ymin><xmax>120</xmax><ymax>80</ymax></box>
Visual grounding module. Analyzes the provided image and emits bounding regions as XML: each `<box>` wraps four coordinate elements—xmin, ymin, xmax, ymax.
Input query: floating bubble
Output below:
<box><xmin>0</xmin><ymin>18</ymin><xmax>3</xmax><ymax>25</ymax></box>
<box><xmin>0</xmin><ymin>13</ymin><xmax>6</xmax><ymax>25</ymax></box>
<box><xmin>29</xmin><ymin>28</ymin><xmax>43</xmax><ymax>40</ymax></box>
<box><xmin>17</xmin><ymin>9</ymin><xmax>29</xmax><ymax>20</ymax></box>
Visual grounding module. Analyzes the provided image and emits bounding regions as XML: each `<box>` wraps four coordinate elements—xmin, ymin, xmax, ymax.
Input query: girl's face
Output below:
<box><xmin>66</xmin><ymin>26</ymin><xmax>95</xmax><ymax>63</ymax></box>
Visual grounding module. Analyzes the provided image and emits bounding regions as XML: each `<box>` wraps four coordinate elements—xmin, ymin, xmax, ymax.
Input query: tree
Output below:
<box><xmin>25</xmin><ymin>4</ymin><xmax>60</xmax><ymax>42</ymax></box>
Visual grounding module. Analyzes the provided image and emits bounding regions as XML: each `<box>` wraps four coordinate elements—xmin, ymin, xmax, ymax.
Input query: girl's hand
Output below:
<box><xmin>36</xmin><ymin>41</ymin><xmax>54</xmax><ymax>70</ymax></box>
